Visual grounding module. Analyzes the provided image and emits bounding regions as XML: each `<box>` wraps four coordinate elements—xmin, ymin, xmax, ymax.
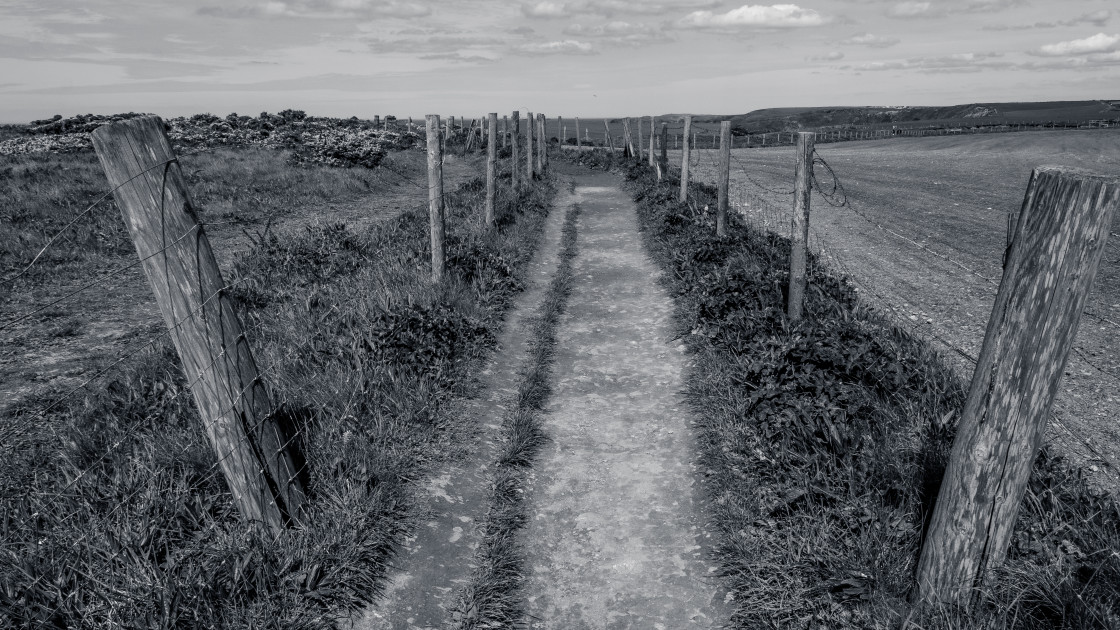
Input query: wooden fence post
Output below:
<box><xmin>603</xmin><ymin>120</ymin><xmax>616</xmax><ymax>157</ymax></box>
<box><xmin>786</xmin><ymin>131</ymin><xmax>815</xmax><ymax>322</ymax></box>
<box><xmin>537</xmin><ymin>113</ymin><xmax>546</xmax><ymax>173</ymax></box>
<box><xmin>717</xmin><ymin>121</ymin><xmax>731</xmax><ymax>237</ymax></box>
<box><xmin>511</xmin><ymin>110</ymin><xmax>520</xmax><ymax>191</ymax></box>
<box><xmin>426</xmin><ymin>115</ymin><xmax>446</xmax><ymax>283</ymax></box>
<box><xmin>575</xmin><ymin>117</ymin><xmax>581</xmax><ymax>150</ymax></box>
<box><xmin>915</xmin><ymin>166</ymin><xmax>1120</xmax><ymax>606</ymax></box>
<box><xmin>486</xmin><ymin>112</ymin><xmax>497</xmax><ymax>228</ymax></box>
<box><xmin>526</xmin><ymin>110</ymin><xmax>535</xmax><ymax>180</ymax></box>
<box><xmin>680</xmin><ymin>115</ymin><xmax>692</xmax><ymax>202</ymax></box>
<box><xmin>659</xmin><ymin>122</ymin><xmax>668</xmax><ymax>181</ymax></box>
<box><xmin>649</xmin><ymin>116</ymin><xmax>656</xmax><ymax>167</ymax></box>
<box><xmin>503</xmin><ymin>115</ymin><xmax>509</xmax><ymax>149</ymax></box>
<box><xmin>636</xmin><ymin>117</ymin><xmax>644</xmax><ymax>163</ymax></box>
<box><xmin>90</xmin><ymin>116</ymin><xmax>306</xmax><ymax>534</ymax></box>
<box><xmin>621</xmin><ymin>118</ymin><xmax>632</xmax><ymax>158</ymax></box>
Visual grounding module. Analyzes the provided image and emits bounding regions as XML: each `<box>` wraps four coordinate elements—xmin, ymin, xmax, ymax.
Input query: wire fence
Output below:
<box><xmin>670</xmin><ymin>139</ymin><xmax>1120</xmax><ymax>485</ymax></box>
<box><xmin>0</xmin><ymin>126</ymin><xmax>459</xmax><ymax>621</ymax></box>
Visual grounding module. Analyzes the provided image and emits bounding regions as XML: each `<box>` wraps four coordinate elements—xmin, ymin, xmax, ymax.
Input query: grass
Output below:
<box><xmin>0</xmin><ymin>153</ymin><xmax>558</xmax><ymax>628</ymax></box>
<box><xmin>0</xmin><ymin>146</ymin><xmax>433</xmax><ymax>283</ymax></box>
<box><xmin>451</xmin><ymin>186</ymin><xmax>581</xmax><ymax>630</ymax></box>
<box><xmin>617</xmin><ymin>159</ymin><xmax>1120</xmax><ymax>629</ymax></box>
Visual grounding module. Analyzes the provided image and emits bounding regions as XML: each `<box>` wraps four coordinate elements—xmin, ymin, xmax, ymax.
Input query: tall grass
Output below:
<box><xmin>620</xmin><ymin>161</ymin><xmax>1120</xmax><ymax>629</ymax></box>
<box><xmin>0</xmin><ymin>161</ymin><xmax>557</xmax><ymax>628</ymax></box>
<box><xmin>0</xmin><ymin>147</ymin><xmax>440</xmax><ymax>282</ymax></box>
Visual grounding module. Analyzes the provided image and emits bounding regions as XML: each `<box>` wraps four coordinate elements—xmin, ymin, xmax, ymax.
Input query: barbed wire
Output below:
<box><xmin>1</xmin><ymin>147</ymin><xmax>213</xmax><ymax>288</ymax></box>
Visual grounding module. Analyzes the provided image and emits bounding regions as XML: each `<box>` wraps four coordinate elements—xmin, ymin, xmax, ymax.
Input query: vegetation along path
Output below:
<box><xmin>520</xmin><ymin>165</ymin><xmax>729</xmax><ymax>628</ymax></box>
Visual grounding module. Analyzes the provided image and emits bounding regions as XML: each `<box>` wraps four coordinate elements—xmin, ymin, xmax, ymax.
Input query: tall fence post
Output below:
<box><xmin>537</xmin><ymin>113</ymin><xmax>546</xmax><ymax>173</ymax></box>
<box><xmin>915</xmin><ymin>166</ymin><xmax>1120</xmax><ymax>606</ymax></box>
<box><xmin>90</xmin><ymin>116</ymin><xmax>307</xmax><ymax>534</ymax></box>
<box><xmin>486</xmin><ymin>112</ymin><xmax>497</xmax><ymax>228</ymax></box>
<box><xmin>648</xmin><ymin>116</ymin><xmax>656</xmax><ymax>167</ymax></box>
<box><xmin>786</xmin><ymin>131</ymin><xmax>815</xmax><ymax>322</ymax></box>
<box><xmin>575</xmin><ymin>117</ymin><xmax>581</xmax><ymax>150</ymax></box>
<box><xmin>659</xmin><ymin>123</ymin><xmax>668</xmax><ymax>181</ymax></box>
<box><xmin>511</xmin><ymin>110</ymin><xmax>520</xmax><ymax>191</ymax></box>
<box><xmin>717</xmin><ymin>120</ymin><xmax>731</xmax><ymax>237</ymax></box>
<box><xmin>426</xmin><ymin>115</ymin><xmax>446</xmax><ymax>283</ymax></box>
<box><xmin>636</xmin><ymin>117</ymin><xmax>644</xmax><ymax>163</ymax></box>
<box><xmin>526</xmin><ymin>110</ymin><xmax>535</xmax><ymax>180</ymax></box>
<box><xmin>679</xmin><ymin>115</ymin><xmax>692</xmax><ymax>202</ymax></box>
<box><xmin>621</xmin><ymin>118</ymin><xmax>632</xmax><ymax>158</ymax></box>
<box><xmin>603</xmin><ymin>120</ymin><xmax>616</xmax><ymax>162</ymax></box>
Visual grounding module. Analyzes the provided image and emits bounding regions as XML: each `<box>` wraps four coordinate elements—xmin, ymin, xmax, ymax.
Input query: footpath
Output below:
<box><xmin>520</xmin><ymin>166</ymin><xmax>728</xmax><ymax>628</ymax></box>
<box><xmin>357</xmin><ymin>164</ymin><xmax>728</xmax><ymax>629</ymax></box>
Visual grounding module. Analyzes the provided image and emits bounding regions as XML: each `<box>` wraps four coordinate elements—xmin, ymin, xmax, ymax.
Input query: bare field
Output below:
<box><xmin>675</xmin><ymin>129</ymin><xmax>1120</xmax><ymax>494</ymax></box>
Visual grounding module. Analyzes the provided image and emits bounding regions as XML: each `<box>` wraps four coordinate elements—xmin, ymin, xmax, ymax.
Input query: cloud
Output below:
<box><xmin>845</xmin><ymin>51</ymin><xmax>1007</xmax><ymax>72</ymax></box>
<box><xmin>521</xmin><ymin>0</ymin><xmax>719</xmax><ymax>18</ymax></box>
<box><xmin>198</xmin><ymin>0</ymin><xmax>430</xmax><ymax>19</ymax></box>
<box><xmin>886</xmin><ymin>2</ymin><xmax>940</xmax><ymax>18</ymax></box>
<box><xmin>515</xmin><ymin>39</ymin><xmax>596</xmax><ymax>55</ymax></box>
<box><xmin>840</xmin><ymin>33</ymin><xmax>900</xmax><ymax>48</ymax></box>
<box><xmin>677</xmin><ymin>4</ymin><xmax>829</xmax><ymax>29</ymax></box>
<box><xmin>562</xmin><ymin>20</ymin><xmax>665</xmax><ymax>44</ymax></box>
<box><xmin>807</xmin><ymin>51</ymin><xmax>844</xmax><ymax>61</ymax></box>
<box><xmin>1036</xmin><ymin>32</ymin><xmax>1120</xmax><ymax>56</ymax></box>
<box><xmin>521</xmin><ymin>2</ymin><xmax>568</xmax><ymax>17</ymax></box>
<box><xmin>984</xmin><ymin>10</ymin><xmax>1112</xmax><ymax>31</ymax></box>
<box><xmin>963</xmin><ymin>0</ymin><xmax>1026</xmax><ymax>13</ymax></box>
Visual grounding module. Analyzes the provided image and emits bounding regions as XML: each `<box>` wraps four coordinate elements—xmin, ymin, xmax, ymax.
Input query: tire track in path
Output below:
<box><xmin>522</xmin><ymin>166</ymin><xmax>729</xmax><ymax>629</ymax></box>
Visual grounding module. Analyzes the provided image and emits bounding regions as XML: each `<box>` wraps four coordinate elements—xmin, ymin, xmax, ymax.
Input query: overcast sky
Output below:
<box><xmin>1</xmin><ymin>0</ymin><xmax>1117</xmax><ymax>122</ymax></box>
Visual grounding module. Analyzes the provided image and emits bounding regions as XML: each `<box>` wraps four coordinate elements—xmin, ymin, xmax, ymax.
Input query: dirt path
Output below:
<box><xmin>352</xmin><ymin>178</ymin><xmax>571</xmax><ymax>630</ymax></box>
<box><xmin>520</xmin><ymin>167</ymin><xmax>729</xmax><ymax>628</ymax></box>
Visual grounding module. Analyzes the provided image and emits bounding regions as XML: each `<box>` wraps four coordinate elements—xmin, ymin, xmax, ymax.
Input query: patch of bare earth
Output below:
<box><xmin>677</xmin><ymin>128</ymin><xmax>1120</xmax><ymax>495</ymax></box>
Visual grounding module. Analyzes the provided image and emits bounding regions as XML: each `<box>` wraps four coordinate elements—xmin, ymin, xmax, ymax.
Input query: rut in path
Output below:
<box><xmin>520</xmin><ymin>166</ymin><xmax>729</xmax><ymax>628</ymax></box>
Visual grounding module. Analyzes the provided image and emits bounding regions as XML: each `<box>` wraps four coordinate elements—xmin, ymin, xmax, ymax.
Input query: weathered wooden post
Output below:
<box><xmin>717</xmin><ymin>121</ymin><xmax>731</xmax><ymax>237</ymax></box>
<box><xmin>526</xmin><ymin>110</ymin><xmax>535</xmax><ymax>180</ymax></box>
<box><xmin>426</xmin><ymin>115</ymin><xmax>446</xmax><ymax>283</ymax></box>
<box><xmin>915</xmin><ymin>166</ymin><xmax>1120</xmax><ymax>607</ymax></box>
<box><xmin>636</xmin><ymin>117</ymin><xmax>644</xmax><ymax>163</ymax></box>
<box><xmin>786</xmin><ymin>131</ymin><xmax>815</xmax><ymax>322</ymax></box>
<box><xmin>659</xmin><ymin>123</ymin><xmax>668</xmax><ymax>181</ymax></box>
<box><xmin>511</xmin><ymin>110</ymin><xmax>520</xmax><ymax>191</ymax></box>
<box><xmin>91</xmin><ymin>116</ymin><xmax>306</xmax><ymax>534</ymax></box>
<box><xmin>679</xmin><ymin>115</ymin><xmax>693</xmax><ymax>202</ymax></box>
<box><xmin>603</xmin><ymin>120</ymin><xmax>616</xmax><ymax>161</ymax></box>
<box><xmin>575</xmin><ymin>117</ymin><xmax>581</xmax><ymax>150</ymax></box>
<box><xmin>648</xmin><ymin>116</ymin><xmax>656</xmax><ymax>167</ymax></box>
<box><xmin>621</xmin><ymin>118</ymin><xmax>632</xmax><ymax>158</ymax></box>
<box><xmin>537</xmin><ymin>113</ymin><xmax>546</xmax><ymax>173</ymax></box>
<box><xmin>486</xmin><ymin>112</ymin><xmax>497</xmax><ymax>228</ymax></box>
<box><xmin>374</xmin><ymin>114</ymin><xmax>380</xmax><ymax>128</ymax></box>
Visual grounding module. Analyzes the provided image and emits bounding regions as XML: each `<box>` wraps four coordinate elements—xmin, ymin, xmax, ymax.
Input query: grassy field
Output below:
<box><xmin>676</xmin><ymin>129</ymin><xmax>1120</xmax><ymax>493</ymax></box>
<box><xmin>620</xmin><ymin>150</ymin><xmax>1120</xmax><ymax>628</ymax></box>
<box><xmin>0</xmin><ymin>136</ymin><xmax>558</xmax><ymax>626</ymax></box>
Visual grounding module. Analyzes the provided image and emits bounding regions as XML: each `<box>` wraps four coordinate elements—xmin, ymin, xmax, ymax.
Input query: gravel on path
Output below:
<box><xmin>521</xmin><ymin>167</ymin><xmax>729</xmax><ymax>629</ymax></box>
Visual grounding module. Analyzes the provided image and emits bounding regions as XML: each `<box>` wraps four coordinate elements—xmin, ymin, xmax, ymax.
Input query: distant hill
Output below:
<box><xmin>671</xmin><ymin>100</ymin><xmax>1120</xmax><ymax>134</ymax></box>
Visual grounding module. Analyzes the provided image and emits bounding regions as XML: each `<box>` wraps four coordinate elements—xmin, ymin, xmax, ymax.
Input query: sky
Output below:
<box><xmin>1</xmin><ymin>0</ymin><xmax>1118</xmax><ymax>122</ymax></box>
